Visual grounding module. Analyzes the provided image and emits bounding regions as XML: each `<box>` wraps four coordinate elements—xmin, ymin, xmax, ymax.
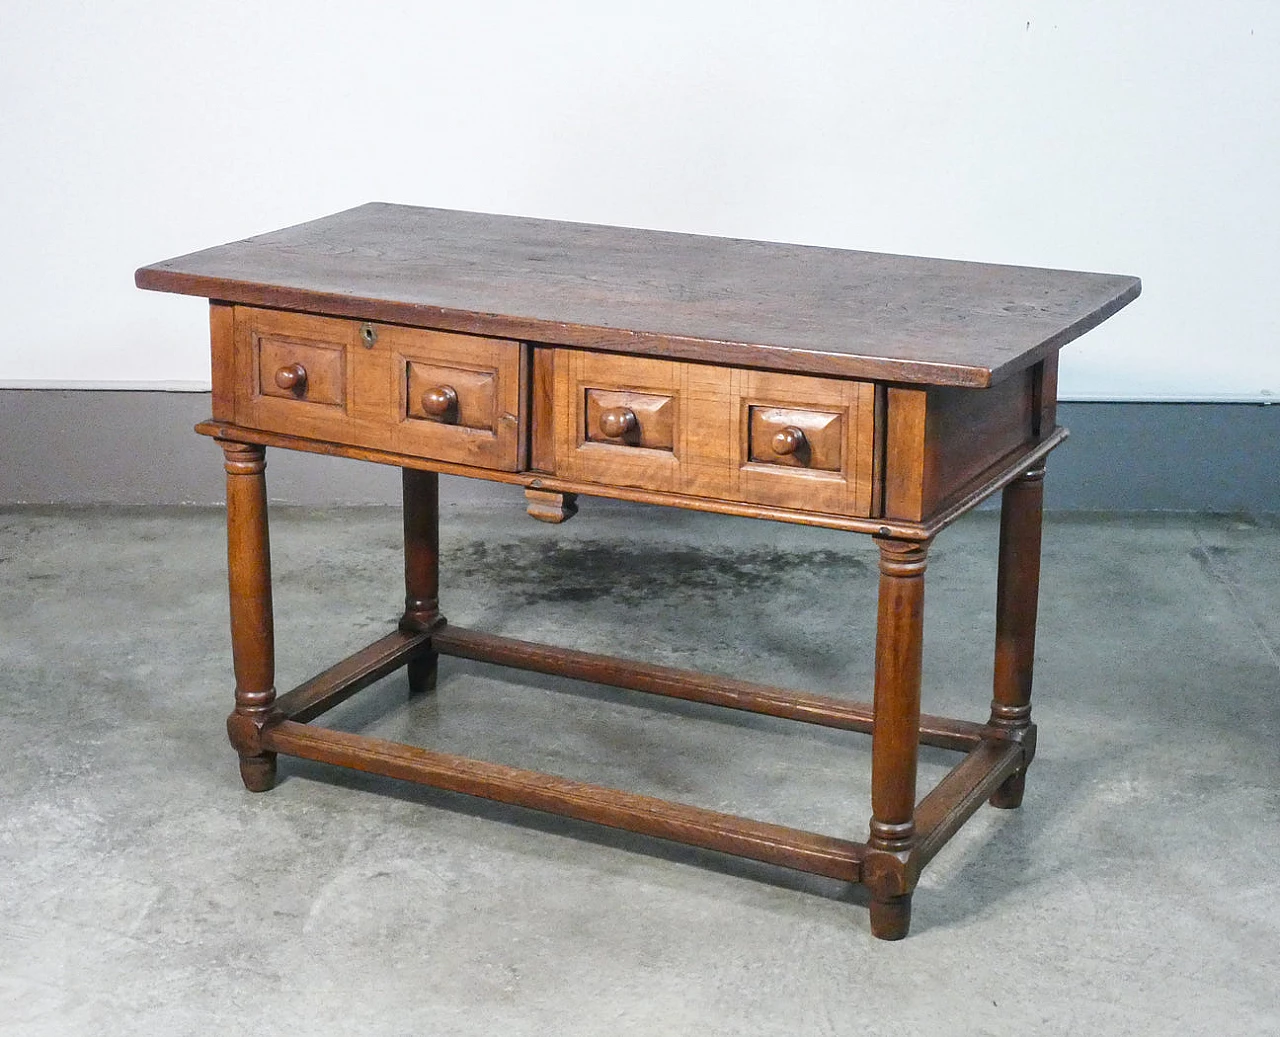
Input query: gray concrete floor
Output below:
<box><xmin>1</xmin><ymin>499</ymin><xmax>1277</xmax><ymax>1036</ymax></box>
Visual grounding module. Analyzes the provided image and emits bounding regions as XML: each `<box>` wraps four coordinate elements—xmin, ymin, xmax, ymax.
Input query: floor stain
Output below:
<box><xmin>447</xmin><ymin>540</ymin><xmax>869</xmax><ymax>607</ymax></box>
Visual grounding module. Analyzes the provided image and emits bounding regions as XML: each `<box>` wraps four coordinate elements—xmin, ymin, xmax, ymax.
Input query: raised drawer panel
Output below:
<box><xmin>747</xmin><ymin>406</ymin><xmax>843</xmax><ymax>472</ymax></box>
<box><xmin>552</xmin><ymin>350</ymin><xmax>875</xmax><ymax>517</ymax></box>
<box><xmin>405</xmin><ymin>362</ymin><xmax>494</xmax><ymax>428</ymax></box>
<box><xmin>258</xmin><ymin>335</ymin><xmax>345</xmax><ymax>407</ymax></box>
<box><xmin>584</xmin><ymin>388</ymin><xmax>674</xmax><ymax>450</ymax></box>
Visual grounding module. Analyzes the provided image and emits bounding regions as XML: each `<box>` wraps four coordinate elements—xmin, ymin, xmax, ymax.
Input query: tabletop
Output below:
<box><xmin>136</xmin><ymin>203</ymin><xmax>1140</xmax><ymax>387</ymax></box>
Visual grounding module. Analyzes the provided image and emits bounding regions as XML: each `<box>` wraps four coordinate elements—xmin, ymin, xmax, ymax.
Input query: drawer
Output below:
<box><xmin>551</xmin><ymin>350</ymin><xmax>875</xmax><ymax>517</ymax></box>
<box><xmin>231</xmin><ymin>307</ymin><xmax>527</xmax><ymax>471</ymax></box>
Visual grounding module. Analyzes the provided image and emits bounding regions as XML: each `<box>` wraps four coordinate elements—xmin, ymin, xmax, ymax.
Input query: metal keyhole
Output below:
<box><xmin>360</xmin><ymin>323</ymin><xmax>378</xmax><ymax>348</ymax></box>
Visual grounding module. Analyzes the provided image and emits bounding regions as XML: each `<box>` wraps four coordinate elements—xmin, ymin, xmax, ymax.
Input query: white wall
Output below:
<box><xmin>1</xmin><ymin>1</ymin><xmax>1276</xmax><ymax>400</ymax></box>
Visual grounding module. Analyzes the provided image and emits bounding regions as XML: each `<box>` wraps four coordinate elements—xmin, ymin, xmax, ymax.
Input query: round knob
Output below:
<box><xmin>422</xmin><ymin>385</ymin><xmax>458</xmax><ymax>418</ymax></box>
<box><xmin>771</xmin><ymin>426</ymin><xmax>807</xmax><ymax>456</ymax></box>
<box><xmin>599</xmin><ymin>407</ymin><xmax>638</xmax><ymax>439</ymax></box>
<box><xmin>274</xmin><ymin>363</ymin><xmax>307</xmax><ymax>393</ymax></box>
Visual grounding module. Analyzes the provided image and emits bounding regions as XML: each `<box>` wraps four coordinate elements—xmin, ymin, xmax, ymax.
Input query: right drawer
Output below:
<box><xmin>551</xmin><ymin>350</ymin><xmax>875</xmax><ymax>517</ymax></box>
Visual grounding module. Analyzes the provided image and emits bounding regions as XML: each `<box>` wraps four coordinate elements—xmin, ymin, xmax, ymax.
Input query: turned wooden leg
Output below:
<box><xmin>867</xmin><ymin>537</ymin><xmax>929</xmax><ymax>940</ymax></box>
<box><xmin>525</xmin><ymin>488</ymin><xmax>578</xmax><ymax>523</ymax></box>
<box><xmin>220</xmin><ymin>441</ymin><xmax>278</xmax><ymax>792</ymax></box>
<box><xmin>402</xmin><ymin>468</ymin><xmax>444</xmax><ymax>693</ymax></box>
<box><xmin>989</xmin><ymin>464</ymin><xmax>1045</xmax><ymax>809</ymax></box>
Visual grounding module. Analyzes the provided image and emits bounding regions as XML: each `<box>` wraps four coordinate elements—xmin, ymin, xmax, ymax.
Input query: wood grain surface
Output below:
<box><xmin>137</xmin><ymin>203</ymin><xmax>1140</xmax><ymax>387</ymax></box>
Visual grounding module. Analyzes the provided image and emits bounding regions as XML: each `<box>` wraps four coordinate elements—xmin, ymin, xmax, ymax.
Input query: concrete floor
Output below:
<box><xmin>1</xmin><ymin>499</ymin><xmax>1277</xmax><ymax>1036</ymax></box>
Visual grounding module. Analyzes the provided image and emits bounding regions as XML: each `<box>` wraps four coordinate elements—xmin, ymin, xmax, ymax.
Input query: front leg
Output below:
<box><xmin>220</xmin><ymin>441</ymin><xmax>278</xmax><ymax>791</ymax></box>
<box><xmin>866</xmin><ymin>536</ymin><xmax>929</xmax><ymax>939</ymax></box>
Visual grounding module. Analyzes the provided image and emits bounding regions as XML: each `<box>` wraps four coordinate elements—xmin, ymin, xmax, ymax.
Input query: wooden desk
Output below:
<box><xmin>137</xmin><ymin>204</ymin><xmax>1139</xmax><ymax>939</ymax></box>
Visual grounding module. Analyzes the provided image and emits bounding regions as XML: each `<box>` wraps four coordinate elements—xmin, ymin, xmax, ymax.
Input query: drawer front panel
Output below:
<box><xmin>553</xmin><ymin>352</ymin><xmax>730</xmax><ymax>497</ymax></box>
<box><xmin>552</xmin><ymin>350</ymin><xmax>874</xmax><ymax>517</ymax></box>
<box><xmin>232</xmin><ymin>307</ymin><xmax>526</xmax><ymax>471</ymax></box>
<box><xmin>234</xmin><ymin>309</ymin><xmax>362</xmax><ymax>443</ymax></box>
<box><xmin>735</xmin><ymin>370</ymin><xmax>875</xmax><ymax>516</ymax></box>
<box><xmin>388</xmin><ymin>325</ymin><xmax>527</xmax><ymax>471</ymax></box>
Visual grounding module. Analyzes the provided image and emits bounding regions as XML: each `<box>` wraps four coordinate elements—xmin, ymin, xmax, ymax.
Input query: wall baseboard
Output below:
<box><xmin>1</xmin><ymin>390</ymin><xmax>1276</xmax><ymax>511</ymax></box>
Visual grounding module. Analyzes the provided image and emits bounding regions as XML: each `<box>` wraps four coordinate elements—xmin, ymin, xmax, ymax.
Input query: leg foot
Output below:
<box><xmin>238</xmin><ymin>752</ymin><xmax>277</xmax><ymax>792</ymax></box>
<box><xmin>407</xmin><ymin>651</ymin><xmax>439</xmax><ymax>695</ymax></box>
<box><xmin>869</xmin><ymin>893</ymin><xmax>913</xmax><ymax>941</ymax></box>
<box><xmin>989</xmin><ymin>769</ymin><xmax>1026</xmax><ymax>809</ymax></box>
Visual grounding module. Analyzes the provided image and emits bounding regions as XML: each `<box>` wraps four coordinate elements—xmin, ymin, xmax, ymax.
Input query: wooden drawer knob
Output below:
<box><xmin>274</xmin><ymin>362</ymin><xmax>307</xmax><ymax>392</ymax></box>
<box><xmin>771</xmin><ymin>426</ymin><xmax>807</xmax><ymax>456</ymax></box>
<box><xmin>599</xmin><ymin>406</ymin><xmax>638</xmax><ymax>439</ymax></box>
<box><xmin>422</xmin><ymin>385</ymin><xmax>459</xmax><ymax>419</ymax></box>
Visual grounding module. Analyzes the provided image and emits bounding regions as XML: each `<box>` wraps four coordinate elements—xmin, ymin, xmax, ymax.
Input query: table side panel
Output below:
<box><xmin>210</xmin><ymin>302</ymin><xmax>236</xmax><ymax>421</ymax></box>
<box><xmin>883</xmin><ymin>362</ymin><xmax>1044</xmax><ymax>523</ymax></box>
<box><xmin>1035</xmin><ymin>352</ymin><xmax>1059</xmax><ymax>435</ymax></box>
<box><xmin>923</xmin><ymin>367</ymin><xmax>1036</xmax><ymax>509</ymax></box>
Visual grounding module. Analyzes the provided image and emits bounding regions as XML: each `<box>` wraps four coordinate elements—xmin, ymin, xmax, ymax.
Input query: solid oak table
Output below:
<box><xmin>137</xmin><ymin>204</ymin><xmax>1139</xmax><ymax>939</ymax></box>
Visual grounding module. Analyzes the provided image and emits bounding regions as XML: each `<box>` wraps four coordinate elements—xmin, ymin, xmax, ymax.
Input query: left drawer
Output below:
<box><xmin>228</xmin><ymin>306</ymin><xmax>528</xmax><ymax>471</ymax></box>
